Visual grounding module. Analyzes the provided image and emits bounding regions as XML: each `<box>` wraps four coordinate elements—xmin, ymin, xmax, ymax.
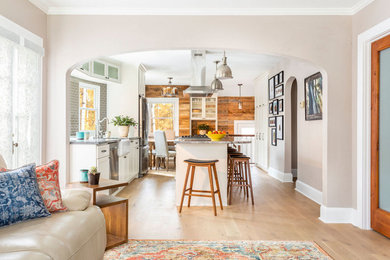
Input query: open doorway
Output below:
<box><xmin>291</xmin><ymin>79</ymin><xmax>298</xmax><ymax>181</ymax></box>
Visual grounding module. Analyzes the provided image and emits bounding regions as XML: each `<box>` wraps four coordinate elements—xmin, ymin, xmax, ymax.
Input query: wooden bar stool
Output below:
<box><xmin>228</xmin><ymin>156</ymin><xmax>254</xmax><ymax>205</ymax></box>
<box><xmin>179</xmin><ymin>159</ymin><xmax>223</xmax><ymax>216</ymax></box>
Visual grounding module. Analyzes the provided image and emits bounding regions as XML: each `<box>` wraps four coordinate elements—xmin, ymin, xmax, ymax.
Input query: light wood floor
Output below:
<box><xmin>118</xmin><ymin>167</ymin><xmax>390</xmax><ymax>260</ymax></box>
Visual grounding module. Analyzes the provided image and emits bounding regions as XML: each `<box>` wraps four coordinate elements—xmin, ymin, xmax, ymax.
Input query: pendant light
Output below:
<box><xmin>211</xmin><ymin>60</ymin><xmax>224</xmax><ymax>92</ymax></box>
<box><xmin>238</xmin><ymin>83</ymin><xmax>243</xmax><ymax>110</ymax></box>
<box><xmin>162</xmin><ymin>77</ymin><xmax>178</xmax><ymax>97</ymax></box>
<box><xmin>216</xmin><ymin>51</ymin><xmax>233</xmax><ymax>79</ymax></box>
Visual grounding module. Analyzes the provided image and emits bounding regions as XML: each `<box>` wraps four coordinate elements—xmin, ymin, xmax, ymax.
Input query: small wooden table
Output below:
<box><xmin>67</xmin><ymin>179</ymin><xmax>129</xmax><ymax>250</ymax></box>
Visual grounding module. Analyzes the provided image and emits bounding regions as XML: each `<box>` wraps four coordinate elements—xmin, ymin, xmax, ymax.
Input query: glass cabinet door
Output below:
<box><xmin>205</xmin><ymin>98</ymin><xmax>217</xmax><ymax>119</ymax></box>
<box><xmin>107</xmin><ymin>64</ymin><xmax>119</xmax><ymax>81</ymax></box>
<box><xmin>191</xmin><ymin>98</ymin><xmax>203</xmax><ymax>119</ymax></box>
<box><xmin>80</xmin><ymin>62</ymin><xmax>90</xmax><ymax>73</ymax></box>
<box><xmin>92</xmin><ymin>61</ymin><xmax>106</xmax><ymax>77</ymax></box>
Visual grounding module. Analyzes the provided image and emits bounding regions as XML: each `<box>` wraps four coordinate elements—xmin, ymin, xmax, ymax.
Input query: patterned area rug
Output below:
<box><xmin>104</xmin><ymin>240</ymin><xmax>332</xmax><ymax>259</ymax></box>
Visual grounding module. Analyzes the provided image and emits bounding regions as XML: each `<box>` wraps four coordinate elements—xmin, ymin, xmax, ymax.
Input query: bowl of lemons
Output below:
<box><xmin>206</xmin><ymin>130</ymin><xmax>227</xmax><ymax>141</ymax></box>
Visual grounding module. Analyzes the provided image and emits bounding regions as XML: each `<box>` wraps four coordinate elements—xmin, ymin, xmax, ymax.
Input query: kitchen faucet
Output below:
<box><xmin>98</xmin><ymin>117</ymin><xmax>109</xmax><ymax>138</ymax></box>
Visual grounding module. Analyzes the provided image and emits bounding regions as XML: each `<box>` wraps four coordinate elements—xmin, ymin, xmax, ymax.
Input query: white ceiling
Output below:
<box><xmin>30</xmin><ymin>0</ymin><xmax>374</xmax><ymax>15</ymax></box>
<box><xmin>109</xmin><ymin>50</ymin><xmax>284</xmax><ymax>96</ymax></box>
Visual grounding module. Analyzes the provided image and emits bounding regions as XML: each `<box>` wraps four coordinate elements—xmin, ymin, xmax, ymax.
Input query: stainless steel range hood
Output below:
<box><xmin>183</xmin><ymin>50</ymin><xmax>214</xmax><ymax>96</ymax></box>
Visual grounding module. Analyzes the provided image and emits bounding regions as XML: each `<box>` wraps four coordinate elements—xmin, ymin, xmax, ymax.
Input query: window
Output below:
<box><xmin>147</xmin><ymin>98</ymin><xmax>179</xmax><ymax>136</ymax></box>
<box><xmin>79</xmin><ymin>83</ymin><xmax>100</xmax><ymax>131</ymax></box>
<box><xmin>0</xmin><ymin>15</ymin><xmax>44</xmax><ymax>168</ymax></box>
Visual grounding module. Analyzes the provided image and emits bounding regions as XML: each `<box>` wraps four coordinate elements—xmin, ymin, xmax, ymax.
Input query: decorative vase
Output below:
<box><xmin>88</xmin><ymin>172</ymin><xmax>100</xmax><ymax>185</ymax></box>
<box><xmin>199</xmin><ymin>130</ymin><xmax>207</xmax><ymax>135</ymax></box>
<box><xmin>118</xmin><ymin>126</ymin><xmax>129</xmax><ymax>137</ymax></box>
<box><xmin>80</xmin><ymin>169</ymin><xmax>89</xmax><ymax>183</ymax></box>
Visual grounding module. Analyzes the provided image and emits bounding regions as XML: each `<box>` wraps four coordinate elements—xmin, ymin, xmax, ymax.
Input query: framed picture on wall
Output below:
<box><xmin>273</xmin><ymin>100</ymin><xmax>278</xmax><ymax>115</ymax></box>
<box><xmin>276</xmin><ymin>116</ymin><xmax>284</xmax><ymax>140</ymax></box>
<box><xmin>278</xmin><ymin>99</ymin><xmax>284</xmax><ymax>112</ymax></box>
<box><xmin>269</xmin><ymin>78</ymin><xmax>275</xmax><ymax>100</ymax></box>
<box><xmin>269</xmin><ymin>102</ymin><xmax>273</xmax><ymax>114</ymax></box>
<box><xmin>275</xmin><ymin>84</ymin><xmax>284</xmax><ymax>98</ymax></box>
<box><xmin>269</xmin><ymin>117</ymin><xmax>276</xmax><ymax>127</ymax></box>
<box><xmin>304</xmin><ymin>72</ymin><xmax>323</xmax><ymax>121</ymax></box>
<box><xmin>279</xmin><ymin>71</ymin><xmax>284</xmax><ymax>83</ymax></box>
<box><xmin>271</xmin><ymin>128</ymin><xmax>277</xmax><ymax>146</ymax></box>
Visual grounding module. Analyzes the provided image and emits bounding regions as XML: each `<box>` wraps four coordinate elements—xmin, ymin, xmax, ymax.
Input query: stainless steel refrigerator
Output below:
<box><xmin>138</xmin><ymin>95</ymin><xmax>149</xmax><ymax>177</ymax></box>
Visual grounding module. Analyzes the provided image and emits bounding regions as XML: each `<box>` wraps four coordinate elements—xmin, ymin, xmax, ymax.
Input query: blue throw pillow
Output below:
<box><xmin>0</xmin><ymin>164</ymin><xmax>50</xmax><ymax>227</ymax></box>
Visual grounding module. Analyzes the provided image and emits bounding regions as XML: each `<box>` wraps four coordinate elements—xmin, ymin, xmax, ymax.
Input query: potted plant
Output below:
<box><xmin>111</xmin><ymin>115</ymin><xmax>137</xmax><ymax>137</ymax></box>
<box><xmin>198</xmin><ymin>124</ymin><xmax>210</xmax><ymax>135</ymax></box>
<box><xmin>88</xmin><ymin>166</ymin><xmax>100</xmax><ymax>185</ymax></box>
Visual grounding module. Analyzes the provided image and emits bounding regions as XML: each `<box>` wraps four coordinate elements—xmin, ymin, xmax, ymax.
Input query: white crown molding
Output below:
<box><xmin>351</xmin><ymin>0</ymin><xmax>376</xmax><ymax>15</ymax></box>
<box><xmin>295</xmin><ymin>180</ymin><xmax>322</xmax><ymax>205</ymax></box>
<box><xmin>29</xmin><ymin>0</ymin><xmax>375</xmax><ymax>16</ymax></box>
<box><xmin>29</xmin><ymin>0</ymin><xmax>49</xmax><ymax>14</ymax></box>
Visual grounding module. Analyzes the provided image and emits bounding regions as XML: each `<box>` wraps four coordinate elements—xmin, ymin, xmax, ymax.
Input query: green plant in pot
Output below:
<box><xmin>111</xmin><ymin>115</ymin><xmax>137</xmax><ymax>138</ymax></box>
<box><xmin>88</xmin><ymin>166</ymin><xmax>100</xmax><ymax>185</ymax></box>
<box><xmin>198</xmin><ymin>124</ymin><xmax>210</xmax><ymax>135</ymax></box>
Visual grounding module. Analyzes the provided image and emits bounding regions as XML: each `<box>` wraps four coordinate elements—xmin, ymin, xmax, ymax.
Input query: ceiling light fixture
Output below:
<box><xmin>216</xmin><ymin>51</ymin><xmax>233</xmax><ymax>79</ymax></box>
<box><xmin>238</xmin><ymin>83</ymin><xmax>243</xmax><ymax>110</ymax></box>
<box><xmin>162</xmin><ymin>77</ymin><xmax>178</xmax><ymax>97</ymax></box>
<box><xmin>210</xmin><ymin>60</ymin><xmax>224</xmax><ymax>92</ymax></box>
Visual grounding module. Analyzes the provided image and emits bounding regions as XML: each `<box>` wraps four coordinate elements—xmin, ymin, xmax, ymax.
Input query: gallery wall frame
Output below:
<box><xmin>304</xmin><ymin>72</ymin><xmax>323</xmax><ymax>121</ymax></box>
<box><xmin>276</xmin><ymin>115</ymin><xmax>284</xmax><ymax>140</ymax></box>
<box><xmin>272</xmin><ymin>100</ymin><xmax>278</xmax><ymax>115</ymax></box>
<box><xmin>278</xmin><ymin>99</ymin><xmax>284</xmax><ymax>112</ymax></box>
<box><xmin>269</xmin><ymin>116</ymin><xmax>276</xmax><ymax>127</ymax></box>
<box><xmin>271</xmin><ymin>128</ymin><xmax>277</xmax><ymax>146</ymax></box>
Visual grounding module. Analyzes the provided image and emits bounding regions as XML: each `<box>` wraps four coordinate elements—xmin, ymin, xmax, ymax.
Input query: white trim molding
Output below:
<box><xmin>319</xmin><ymin>206</ymin><xmax>356</xmax><ymax>224</ymax></box>
<box><xmin>268</xmin><ymin>167</ymin><xmax>293</xmax><ymax>183</ymax></box>
<box><xmin>29</xmin><ymin>0</ymin><xmax>374</xmax><ymax>16</ymax></box>
<box><xmin>295</xmin><ymin>180</ymin><xmax>322</xmax><ymax>205</ymax></box>
<box><xmin>356</xmin><ymin>17</ymin><xmax>390</xmax><ymax>230</ymax></box>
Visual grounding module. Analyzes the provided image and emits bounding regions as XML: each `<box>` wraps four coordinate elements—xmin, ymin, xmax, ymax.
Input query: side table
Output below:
<box><xmin>67</xmin><ymin>179</ymin><xmax>129</xmax><ymax>250</ymax></box>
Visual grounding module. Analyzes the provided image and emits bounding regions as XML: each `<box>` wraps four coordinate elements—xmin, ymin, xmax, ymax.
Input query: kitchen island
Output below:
<box><xmin>175</xmin><ymin>137</ymin><xmax>251</xmax><ymax>207</ymax></box>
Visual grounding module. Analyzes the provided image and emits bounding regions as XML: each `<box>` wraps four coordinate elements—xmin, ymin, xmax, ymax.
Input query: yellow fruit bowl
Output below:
<box><xmin>206</xmin><ymin>133</ymin><xmax>226</xmax><ymax>142</ymax></box>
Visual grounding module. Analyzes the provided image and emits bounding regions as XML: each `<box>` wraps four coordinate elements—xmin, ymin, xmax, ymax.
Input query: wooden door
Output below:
<box><xmin>371</xmin><ymin>34</ymin><xmax>390</xmax><ymax>238</ymax></box>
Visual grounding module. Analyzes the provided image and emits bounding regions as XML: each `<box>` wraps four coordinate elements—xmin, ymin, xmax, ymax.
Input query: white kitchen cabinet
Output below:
<box><xmin>76</xmin><ymin>60</ymin><xmax>121</xmax><ymax>83</ymax></box>
<box><xmin>69</xmin><ymin>143</ymin><xmax>111</xmax><ymax>183</ymax></box>
<box><xmin>97</xmin><ymin>156</ymin><xmax>110</xmax><ymax>180</ymax></box>
<box><xmin>118</xmin><ymin>139</ymin><xmax>139</xmax><ymax>183</ymax></box>
<box><xmin>254</xmin><ymin>74</ymin><xmax>269</xmax><ymax>171</ymax></box>
<box><xmin>190</xmin><ymin>97</ymin><xmax>217</xmax><ymax>120</ymax></box>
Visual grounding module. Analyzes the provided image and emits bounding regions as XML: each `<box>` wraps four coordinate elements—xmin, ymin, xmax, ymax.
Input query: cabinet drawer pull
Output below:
<box><xmin>101</xmin><ymin>150</ymin><xmax>107</xmax><ymax>153</ymax></box>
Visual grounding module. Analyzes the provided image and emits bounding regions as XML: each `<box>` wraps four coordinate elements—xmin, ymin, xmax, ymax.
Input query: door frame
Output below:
<box><xmin>357</xmin><ymin>17</ymin><xmax>390</xmax><ymax>230</ymax></box>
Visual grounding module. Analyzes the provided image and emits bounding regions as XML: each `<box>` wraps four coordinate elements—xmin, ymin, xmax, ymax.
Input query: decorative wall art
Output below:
<box><xmin>275</xmin><ymin>84</ymin><xmax>284</xmax><ymax>98</ymax></box>
<box><xmin>272</xmin><ymin>100</ymin><xmax>278</xmax><ymax>115</ymax></box>
<box><xmin>268</xmin><ymin>78</ymin><xmax>275</xmax><ymax>100</ymax></box>
<box><xmin>304</xmin><ymin>72</ymin><xmax>323</xmax><ymax>121</ymax></box>
<box><xmin>278</xmin><ymin>99</ymin><xmax>284</xmax><ymax>112</ymax></box>
<box><xmin>271</xmin><ymin>128</ymin><xmax>277</xmax><ymax>146</ymax></box>
<box><xmin>269</xmin><ymin>117</ymin><xmax>276</xmax><ymax>127</ymax></box>
<box><xmin>276</xmin><ymin>116</ymin><xmax>284</xmax><ymax>140</ymax></box>
<box><xmin>269</xmin><ymin>102</ymin><xmax>273</xmax><ymax>114</ymax></box>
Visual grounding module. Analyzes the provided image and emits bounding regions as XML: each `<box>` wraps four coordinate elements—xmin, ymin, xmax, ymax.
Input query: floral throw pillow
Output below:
<box><xmin>35</xmin><ymin>160</ymin><xmax>67</xmax><ymax>212</ymax></box>
<box><xmin>0</xmin><ymin>164</ymin><xmax>51</xmax><ymax>227</ymax></box>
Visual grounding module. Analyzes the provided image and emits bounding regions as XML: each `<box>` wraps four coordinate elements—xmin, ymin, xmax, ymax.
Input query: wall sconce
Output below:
<box><xmin>299</xmin><ymin>100</ymin><xmax>305</xmax><ymax>108</ymax></box>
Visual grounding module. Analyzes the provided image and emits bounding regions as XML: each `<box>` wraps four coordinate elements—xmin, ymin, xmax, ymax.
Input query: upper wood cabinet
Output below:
<box><xmin>77</xmin><ymin>60</ymin><xmax>121</xmax><ymax>83</ymax></box>
<box><xmin>190</xmin><ymin>97</ymin><xmax>217</xmax><ymax>120</ymax></box>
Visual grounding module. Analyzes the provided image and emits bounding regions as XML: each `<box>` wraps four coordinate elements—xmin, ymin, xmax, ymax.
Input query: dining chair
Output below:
<box><xmin>154</xmin><ymin>131</ymin><xmax>176</xmax><ymax>171</ymax></box>
<box><xmin>165</xmin><ymin>129</ymin><xmax>176</xmax><ymax>151</ymax></box>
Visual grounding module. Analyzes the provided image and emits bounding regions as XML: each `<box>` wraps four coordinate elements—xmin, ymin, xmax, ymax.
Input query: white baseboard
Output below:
<box><xmin>295</xmin><ymin>180</ymin><xmax>322</xmax><ymax>205</ymax></box>
<box><xmin>268</xmin><ymin>167</ymin><xmax>293</xmax><ymax>182</ymax></box>
<box><xmin>319</xmin><ymin>206</ymin><xmax>355</xmax><ymax>224</ymax></box>
<box><xmin>291</xmin><ymin>168</ymin><xmax>297</xmax><ymax>177</ymax></box>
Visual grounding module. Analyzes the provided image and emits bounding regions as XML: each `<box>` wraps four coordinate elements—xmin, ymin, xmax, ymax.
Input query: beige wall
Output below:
<box><xmin>46</xmin><ymin>15</ymin><xmax>352</xmax><ymax>208</ymax></box>
<box><xmin>268</xmin><ymin>59</ymin><xmax>323</xmax><ymax>191</ymax></box>
<box><xmin>0</xmin><ymin>0</ymin><xmax>48</xmax><ymax>162</ymax></box>
<box><xmin>351</xmin><ymin>0</ymin><xmax>390</xmax><ymax>208</ymax></box>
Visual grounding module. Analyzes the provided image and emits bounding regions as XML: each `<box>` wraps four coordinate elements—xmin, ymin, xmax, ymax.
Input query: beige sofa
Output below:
<box><xmin>0</xmin><ymin>157</ymin><xmax>107</xmax><ymax>260</ymax></box>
